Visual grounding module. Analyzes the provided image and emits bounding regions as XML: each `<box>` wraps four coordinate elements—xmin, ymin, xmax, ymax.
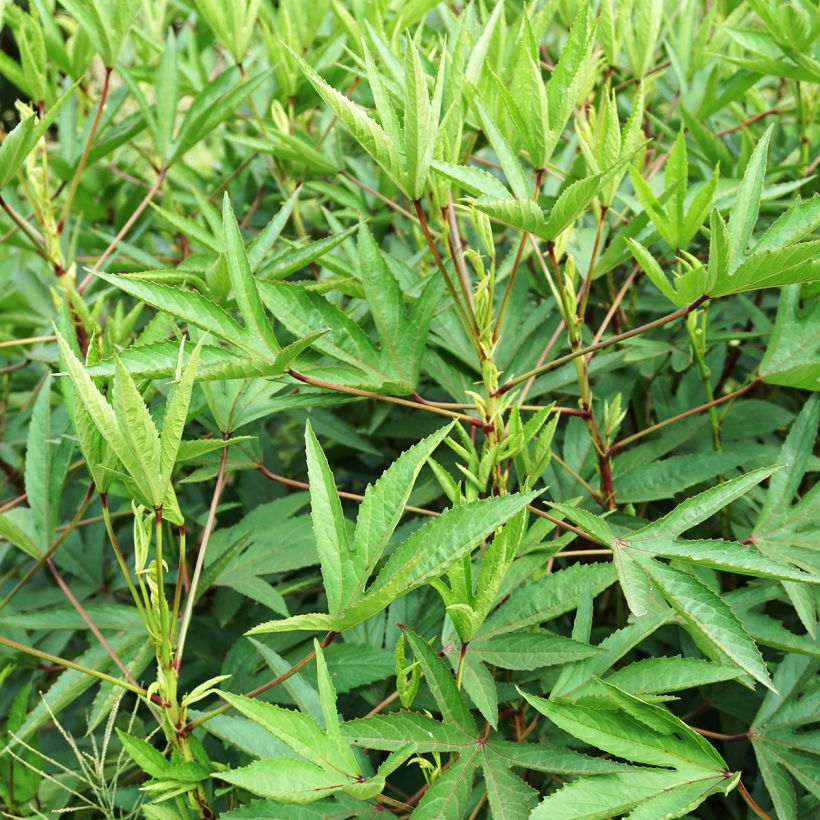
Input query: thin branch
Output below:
<box><xmin>288</xmin><ymin>369</ymin><xmax>488</xmax><ymax>430</ymax></box>
<box><xmin>58</xmin><ymin>67</ymin><xmax>112</xmax><ymax>232</ymax></box>
<box><xmin>496</xmin><ymin>295</ymin><xmax>708</xmax><ymax>396</ymax></box>
<box><xmin>78</xmin><ymin>165</ymin><xmax>168</xmax><ymax>293</ymax></box>
<box><xmin>737</xmin><ymin>779</ymin><xmax>771</xmax><ymax>820</ymax></box>
<box><xmin>0</xmin><ymin>196</ymin><xmax>46</xmax><ymax>252</ymax></box>
<box><xmin>608</xmin><ymin>376</ymin><xmax>762</xmax><ymax>455</ymax></box>
<box><xmin>587</xmin><ymin>264</ymin><xmax>640</xmax><ymax>362</ymax></box>
<box><xmin>413</xmin><ymin>198</ymin><xmax>480</xmax><ymax>347</ymax></box>
<box><xmin>46</xmin><ymin>559</ymin><xmax>138</xmax><ymax>686</ymax></box>
<box><xmin>0</xmin><ymin>334</ymin><xmax>55</xmax><ymax>350</ymax></box>
<box><xmin>550</xmin><ymin>452</ymin><xmax>605</xmax><ymax>508</ymax></box>
<box><xmin>528</xmin><ymin>505</ymin><xmax>605</xmax><ymax>546</ymax></box>
<box><xmin>0</xmin><ymin>635</ymin><xmax>147</xmax><ymax>698</ymax></box>
<box><xmin>174</xmin><ymin>441</ymin><xmax>229</xmax><ymax>671</ymax></box>
<box><xmin>0</xmin><ymin>483</ymin><xmax>94</xmax><ymax>610</ymax></box>
<box><xmin>182</xmin><ymin>631</ymin><xmax>337</xmax><ymax>734</ymax></box>
<box><xmin>257</xmin><ymin>463</ymin><xmax>437</xmax><ymax>517</ymax></box>
<box><xmin>690</xmin><ymin>727</ymin><xmax>750</xmax><ymax>741</ymax></box>
<box><xmin>341</xmin><ymin>172</ymin><xmax>416</xmax><ymax>221</ymax></box>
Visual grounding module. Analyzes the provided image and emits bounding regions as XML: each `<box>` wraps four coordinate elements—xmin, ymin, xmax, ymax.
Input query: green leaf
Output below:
<box><xmin>430</xmin><ymin>159</ymin><xmax>510</xmax><ymax>199</ymax></box>
<box><xmin>467</xmin><ymin>632</ymin><xmax>600</xmax><ymax>671</ymax></box>
<box><xmin>760</xmin><ymin>285</ymin><xmax>820</xmax><ymax>390</ymax></box>
<box><xmin>348</xmin><ymin>491</ymin><xmax>539</xmax><ymax>626</ymax></box>
<box><xmin>727</xmin><ymin>124</ymin><xmax>773</xmax><ymax>268</ymax></box>
<box><xmin>347</xmin><ymin>424</ymin><xmax>452</xmax><ymax>611</ymax></box>
<box><xmin>641</xmin><ymin>560</ymin><xmax>774</xmax><ymax>689</ymax></box>
<box><xmin>478</xmin><ymin>562</ymin><xmax>617</xmax><ymax>639</ymax></box>
<box><xmin>158</xmin><ymin>338</ymin><xmax>203</xmax><ymax>492</ymax></box>
<box><xmin>403</xmin><ymin>37</ymin><xmax>435</xmax><ymax>200</ymax></box>
<box><xmin>751</xmin><ymin>654</ymin><xmax>819</xmax><ymax>820</ymax></box>
<box><xmin>0</xmin><ymin>82</ymin><xmax>78</xmax><ymax>189</ymax></box>
<box><xmin>403</xmin><ymin>626</ymin><xmax>478</xmax><ymax>734</ymax></box>
<box><xmin>604</xmin><ymin>656</ymin><xmax>742</xmax><ymax>696</ymax></box>
<box><xmin>214</xmin><ymin>758</ymin><xmax>347</xmax><ymax>805</ymax></box>
<box><xmin>222</xmin><ymin>193</ymin><xmax>280</xmax><ymax>354</ymax></box>
<box><xmin>55</xmin><ymin>331</ymin><xmax>149</xmax><ymax>502</ymax></box>
<box><xmin>171</xmin><ymin>68</ymin><xmax>267</xmax><ymax>165</ymax></box>
<box><xmin>116</xmin><ymin>729</ymin><xmax>169</xmax><ymax>779</ymax></box>
<box><xmin>112</xmin><ymin>356</ymin><xmax>162</xmax><ymax>505</ymax></box>
<box><xmin>522</xmin><ymin>680</ymin><xmax>737</xmax><ymax>820</ymax></box>
<box><xmin>473</xmin><ymin>99</ymin><xmax>532</xmax><ymax>201</ymax></box>
<box><xmin>215</xmin><ymin>691</ymin><xmax>358</xmax><ymax>775</ymax></box>
<box><xmin>291</xmin><ymin>49</ymin><xmax>405</xmax><ymax>193</ymax></box>
<box><xmin>635</xmin><ymin>467</ymin><xmax>778</xmax><ymax>539</ymax></box>
<box><xmin>545</xmin><ymin>2</ymin><xmax>595</xmax><ymax>159</ymax></box>
<box><xmin>154</xmin><ymin>29</ymin><xmax>179</xmax><ymax>162</ymax></box>
<box><xmin>304</xmin><ymin>420</ymin><xmax>353</xmax><ymax>619</ymax></box>
<box><xmin>94</xmin><ymin>271</ymin><xmax>254</xmax><ymax>354</ymax></box>
<box><xmin>0</xmin><ymin>509</ymin><xmax>40</xmax><ymax>559</ymax></box>
<box><xmin>25</xmin><ymin>377</ymin><xmax>71</xmax><ymax>550</ymax></box>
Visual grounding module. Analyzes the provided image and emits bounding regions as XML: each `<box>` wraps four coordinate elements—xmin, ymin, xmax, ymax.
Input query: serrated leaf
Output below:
<box><xmin>116</xmin><ymin>730</ymin><xmax>169</xmax><ymax>779</ymax></box>
<box><xmin>291</xmin><ymin>49</ymin><xmax>405</xmax><ymax>192</ymax></box>
<box><xmin>641</xmin><ymin>560</ymin><xmax>774</xmax><ymax>689</ymax></box>
<box><xmin>158</xmin><ymin>338</ymin><xmax>203</xmax><ymax>491</ymax></box>
<box><xmin>727</xmin><ymin>123</ymin><xmax>773</xmax><ymax>268</ymax></box>
<box><xmin>348</xmin><ymin>424</ymin><xmax>451</xmax><ymax>611</ymax></box>
<box><xmin>403</xmin><ymin>627</ymin><xmax>478</xmax><ymax>734</ymax></box>
<box><xmin>304</xmin><ymin>420</ymin><xmax>353</xmax><ymax>619</ymax></box>
<box><xmin>222</xmin><ymin>193</ymin><xmax>279</xmax><ymax>354</ymax></box>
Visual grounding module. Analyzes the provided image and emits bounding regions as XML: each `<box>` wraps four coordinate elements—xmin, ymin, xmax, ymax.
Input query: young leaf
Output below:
<box><xmin>727</xmin><ymin>124</ymin><xmax>774</xmax><ymax>268</ymax></box>
<box><xmin>222</xmin><ymin>193</ymin><xmax>280</xmax><ymax>355</ymax></box>
<box><xmin>304</xmin><ymin>420</ymin><xmax>354</xmax><ymax>619</ymax></box>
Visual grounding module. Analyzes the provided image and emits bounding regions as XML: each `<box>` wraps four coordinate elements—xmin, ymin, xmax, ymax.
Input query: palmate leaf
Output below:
<box><xmin>212</xmin><ymin>641</ymin><xmax>408</xmax><ymax>805</ymax></box>
<box><xmin>248</xmin><ymin>424</ymin><xmax>537</xmax><ymax>635</ymax></box>
<box><xmin>257</xmin><ymin>224</ymin><xmax>439</xmax><ymax>393</ymax></box>
<box><xmin>337</xmin><ymin>628</ymin><xmax>625</xmax><ymax>819</ymax></box>
<box><xmin>550</xmin><ymin>469</ymin><xmax>820</xmax><ymax>688</ymax></box>
<box><xmin>751</xmin><ymin>654</ymin><xmax>820</xmax><ymax>820</ymax></box>
<box><xmin>521</xmin><ymin>681</ymin><xmax>739</xmax><ymax>820</ymax></box>
<box><xmin>750</xmin><ymin>396</ymin><xmax>820</xmax><ymax>634</ymax></box>
<box><xmin>55</xmin><ymin>333</ymin><xmax>204</xmax><ymax>522</ymax></box>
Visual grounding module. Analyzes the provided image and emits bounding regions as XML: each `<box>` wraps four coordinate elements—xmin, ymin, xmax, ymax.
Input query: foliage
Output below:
<box><xmin>0</xmin><ymin>0</ymin><xmax>818</xmax><ymax>818</ymax></box>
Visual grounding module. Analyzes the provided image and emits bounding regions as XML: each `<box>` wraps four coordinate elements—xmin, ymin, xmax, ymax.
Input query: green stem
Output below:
<box><xmin>288</xmin><ymin>369</ymin><xmax>488</xmax><ymax>430</ymax></box>
<box><xmin>155</xmin><ymin>509</ymin><xmax>169</xmax><ymax>664</ymax></box>
<box><xmin>0</xmin><ymin>635</ymin><xmax>147</xmax><ymax>698</ymax></box>
<box><xmin>548</xmin><ymin>243</ymin><xmax>616</xmax><ymax>509</ymax></box>
<box><xmin>685</xmin><ymin>310</ymin><xmax>721</xmax><ymax>451</ymax></box>
<box><xmin>100</xmin><ymin>494</ymin><xmax>149</xmax><ymax>627</ymax></box>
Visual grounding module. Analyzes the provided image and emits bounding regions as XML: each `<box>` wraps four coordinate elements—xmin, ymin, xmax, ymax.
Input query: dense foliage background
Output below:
<box><xmin>0</xmin><ymin>0</ymin><xmax>818</xmax><ymax>817</ymax></box>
